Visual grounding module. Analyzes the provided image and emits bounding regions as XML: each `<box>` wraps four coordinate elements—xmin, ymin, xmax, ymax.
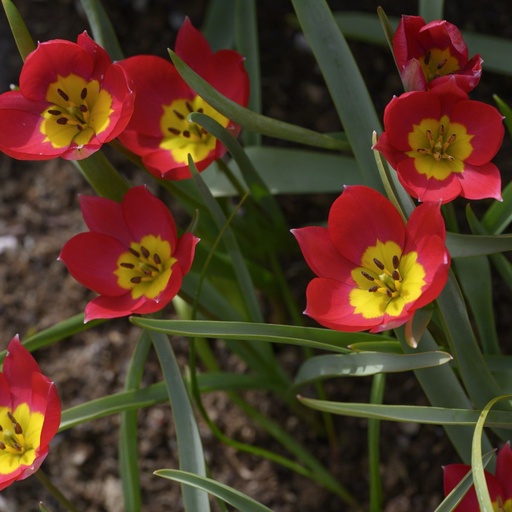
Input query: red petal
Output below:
<box><xmin>291</xmin><ymin>226</ymin><xmax>353</xmax><ymax>280</ymax></box>
<box><xmin>79</xmin><ymin>194</ymin><xmax>132</xmax><ymax>245</ymax></box>
<box><xmin>175</xmin><ymin>18</ymin><xmax>213</xmax><ymax>76</ymax></box>
<box><xmin>174</xmin><ymin>232</ymin><xmax>200</xmax><ymax>275</ymax></box>
<box><xmin>35</xmin><ymin>375</ymin><xmax>61</xmax><ymax>449</ymax></box>
<box><xmin>20</xmin><ymin>40</ymin><xmax>94</xmax><ymax>102</ymax></box>
<box><xmin>142</xmin><ymin>150</ymin><xmax>215</xmax><ymax>180</ymax></box>
<box><xmin>77</xmin><ymin>31</ymin><xmax>112</xmax><ymax>80</ymax></box>
<box><xmin>496</xmin><ymin>443</ymin><xmax>512</xmax><ymax>499</ymax></box>
<box><xmin>304</xmin><ymin>278</ymin><xmax>376</xmax><ymax>332</ymax></box>
<box><xmin>122</xmin><ymin>186</ymin><xmax>177</xmax><ymax>245</ymax></box>
<box><xmin>458</xmin><ymin>162</ymin><xmax>502</xmax><ymax>201</ymax></box>
<box><xmin>0</xmin><ymin>374</ymin><xmax>12</xmax><ymax>409</ymax></box>
<box><xmin>392</xmin><ymin>16</ymin><xmax>427</xmax><ymax>67</ymax></box>
<box><xmin>328</xmin><ymin>186</ymin><xmax>405</xmax><ymax>265</ymax></box>
<box><xmin>420</xmin><ymin>20</ymin><xmax>468</xmax><ymax>60</ymax></box>
<box><xmin>59</xmin><ymin>232</ymin><xmax>126</xmax><ymax>296</ymax></box>
<box><xmin>84</xmin><ymin>293</ymin><xmax>146</xmax><ymax>322</ymax></box>
<box><xmin>3</xmin><ymin>336</ymin><xmax>41</xmax><ymax>389</ymax></box>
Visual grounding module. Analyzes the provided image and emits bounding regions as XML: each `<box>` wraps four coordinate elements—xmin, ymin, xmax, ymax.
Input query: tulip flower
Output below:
<box><xmin>0</xmin><ymin>336</ymin><xmax>61</xmax><ymax>490</ymax></box>
<box><xmin>59</xmin><ymin>186</ymin><xmax>199</xmax><ymax>322</ymax></box>
<box><xmin>393</xmin><ymin>15</ymin><xmax>482</xmax><ymax>92</ymax></box>
<box><xmin>117</xmin><ymin>17</ymin><xmax>249</xmax><ymax>180</ymax></box>
<box><xmin>0</xmin><ymin>32</ymin><xmax>134</xmax><ymax>161</ymax></box>
<box><xmin>443</xmin><ymin>443</ymin><xmax>512</xmax><ymax>511</ymax></box>
<box><xmin>291</xmin><ymin>186</ymin><xmax>450</xmax><ymax>333</ymax></box>
<box><xmin>373</xmin><ymin>80</ymin><xmax>504</xmax><ymax>203</ymax></box>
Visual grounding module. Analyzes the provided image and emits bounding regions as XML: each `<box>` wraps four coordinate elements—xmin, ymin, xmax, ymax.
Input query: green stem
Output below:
<box><xmin>35</xmin><ymin>469</ymin><xmax>79</xmax><ymax>512</ymax></box>
<box><xmin>368</xmin><ymin>374</ymin><xmax>385</xmax><ymax>512</ymax></box>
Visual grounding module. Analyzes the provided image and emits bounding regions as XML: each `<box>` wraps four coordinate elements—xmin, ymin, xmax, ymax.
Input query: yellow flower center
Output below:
<box><xmin>159</xmin><ymin>96</ymin><xmax>229</xmax><ymax>164</ymax></box>
<box><xmin>40</xmin><ymin>73</ymin><xmax>113</xmax><ymax>148</ymax></box>
<box><xmin>406</xmin><ymin>115</ymin><xmax>474</xmax><ymax>180</ymax></box>
<box><xmin>114</xmin><ymin>234</ymin><xmax>177</xmax><ymax>300</ymax></box>
<box><xmin>494</xmin><ymin>497</ymin><xmax>512</xmax><ymax>512</ymax></box>
<box><xmin>0</xmin><ymin>403</ymin><xmax>44</xmax><ymax>475</ymax></box>
<box><xmin>349</xmin><ymin>240</ymin><xmax>426</xmax><ymax>319</ymax></box>
<box><xmin>419</xmin><ymin>47</ymin><xmax>460</xmax><ymax>82</ymax></box>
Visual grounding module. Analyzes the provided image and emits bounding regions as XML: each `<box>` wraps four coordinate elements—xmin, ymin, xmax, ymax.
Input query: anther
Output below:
<box><xmin>140</xmin><ymin>246</ymin><xmax>150</xmax><ymax>259</ymax></box>
<box><xmin>361</xmin><ymin>271</ymin><xmax>375</xmax><ymax>281</ymax></box>
<box><xmin>185</xmin><ymin>101</ymin><xmax>193</xmax><ymax>113</ymax></box>
<box><xmin>57</xmin><ymin>88</ymin><xmax>69</xmax><ymax>101</ymax></box>
<box><xmin>392</xmin><ymin>255</ymin><xmax>399</xmax><ymax>269</ymax></box>
<box><xmin>368</xmin><ymin>285</ymin><xmax>379</xmax><ymax>293</ymax></box>
<box><xmin>392</xmin><ymin>270</ymin><xmax>400</xmax><ymax>281</ymax></box>
<box><xmin>447</xmin><ymin>134</ymin><xmax>457</xmax><ymax>144</ymax></box>
<box><xmin>0</xmin><ymin>442</ymin><xmax>5</xmax><ymax>450</ymax></box>
<box><xmin>373</xmin><ymin>258</ymin><xmax>385</xmax><ymax>271</ymax></box>
<box><xmin>182</xmin><ymin>130</ymin><xmax>191</xmax><ymax>138</ymax></box>
<box><xmin>130</xmin><ymin>277</ymin><xmax>142</xmax><ymax>284</ymax></box>
<box><xmin>154</xmin><ymin>254</ymin><xmax>162</xmax><ymax>265</ymax></box>
<box><xmin>439</xmin><ymin>124</ymin><xmax>445</xmax><ymax>137</ymax></box>
<box><xmin>80</xmin><ymin>105</ymin><xmax>88</xmax><ymax>113</ymax></box>
<box><xmin>129</xmin><ymin>248</ymin><xmax>141</xmax><ymax>258</ymax></box>
<box><xmin>437</xmin><ymin>59</ymin><xmax>447</xmax><ymax>70</ymax></box>
<box><xmin>385</xmin><ymin>290</ymin><xmax>393</xmax><ymax>298</ymax></box>
<box><xmin>168</xmin><ymin>128</ymin><xmax>181</xmax><ymax>135</ymax></box>
<box><xmin>424</xmin><ymin>51</ymin><xmax>431</xmax><ymax>65</ymax></box>
<box><xmin>81</xmin><ymin>87</ymin><xmax>88</xmax><ymax>100</ymax></box>
<box><xmin>48</xmin><ymin>109</ymin><xmax>61</xmax><ymax>116</ymax></box>
<box><xmin>57</xmin><ymin>117</ymin><xmax>68</xmax><ymax>125</ymax></box>
<box><xmin>120</xmin><ymin>262</ymin><xmax>135</xmax><ymax>269</ymax></box>
<box><xmin>197</xmin><ymin>108</ymin><xmax>204</xmax><ymax>113</ymax></box>
<box><xmin>173</xmin><ymin>109</ymin><xmax>185</xmax><ymax>120</ymax></box>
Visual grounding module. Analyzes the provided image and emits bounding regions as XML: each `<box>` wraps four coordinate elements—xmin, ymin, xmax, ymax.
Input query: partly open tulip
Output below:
<box><xmin>0</xmin><ymin>336</ymin><xmax>60</xmax><ymax>490</ymax></box>
<box><xmin>373</xmin><ymin>80</ymin><xmax>504</xmax><ymax>203</ymax></box>
<box><xmin>59</xmin><ymin>186</ymin><xmax>199</xmax><ymax>322</ymax></box>
<box><xmin>292</xmin><ymin>186</ymin><xmax>450</xmax><ymax>333</ymax></box>
<box><xmin>393</xmin><ymin>15</ymin><xmax>482</xmax><ymax>92</ymax></box>
<box><xmin>0</xmin><ymin>32</ymin><xmax>134</xmax><ymax>160</ymax></box>
<box><xmin>117</xmin><ymin>17</ymin><xmax>249</xmax><ymax>180</ymax></box>
<box><xmin>444</xmin><ymin>442</ymin><xmax>512</xmax><ymax>511</ymax></box>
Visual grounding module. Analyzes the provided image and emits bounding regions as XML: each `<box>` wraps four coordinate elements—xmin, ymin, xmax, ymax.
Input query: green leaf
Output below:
<box><xmin>169</xmin><ymin>50</ymin><xmax>348</xmax><ymax>151</ymax></box>
<box><xmin>419</xmin><ymin>0</ymin><xmax>445</xmax><ymax>22</ymax></box>
<box><xmin>155</xmin><ymin>470</ymin><xmax>273</xmax><ymax>512</ymax></box>
<box><xmin>294</xmin><ymin>351</ymin><xmax>452</xmax><ymax>387</ymax></box>
<box><xmin>291</xmin><ymin>0</ymin><xmax>383</xmax><ymax>192</ymax></box>
<box><xmin>150</xmin><ymin>332</ymin><xmax>210</xmax><ymax>512</ymax></box>
<box><xmin>79</xmin><ymin>0</ymin><xmax>124</xmax><ymax>60</ymax></box>
<box><xmin>482</xmin><ymin>177</ymin><xmax>512</xmax><ymax>235</ymax></box>
<box><xmin>348</xmin><ymin>341</ymin><xmax>403</xmax><ymax>354</ymax></box>
<box><xmin>201</xmin><ymin>0</ymin><xmax>235</xmax><ymax>51</ymax></box>
<box><xmin>1</xmin><ymin>0</ymin><xmax>35</xmax><ymax>60</ymax></box>
<box><xmin>297</xmin><ymin>397</ymin><xmax>512</xmax><ymax>429</ymax></box>
<box><xmin>493</xmin><ymin>95</ymin><xmax>512</xmax><ymax>137</ymax></box>
<box><xmin>130</xmin><ymin>318</ymin><xmax>394</xmax><ymax>354</ymax></box>
<box><xmin>446</xmin><ymin>231</ymin><xmax>512</xmax><ymax>257</ymax></box>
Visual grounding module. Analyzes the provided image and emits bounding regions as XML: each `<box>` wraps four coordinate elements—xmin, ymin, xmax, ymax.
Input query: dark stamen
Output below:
<box><xmin>439</xmin><ymin>124</ymin><xmax>445</xmax><ymax>137</ymax></box>
<box><xmin>130</xmin><ymin>277</ymin><xmax>142</xmax><ymax>284</ymax></box>
<box><xmin>173</xmin><ymin>109</ymin><xmax>185</xmax><ymax>120</ymax></box>
<box><xmin>48</xmin><ymin>109</ymin><xmax>61</xmax><ymax>116</ymax></box>
<box><xmin>392</xmin><ymin>255</ymin><xmax>399</xmax><ymax>269</ymax></box>
<box><xmin>79</xmin><ymin>104</ymin><xmax>88</xmax><ymax>113</ymax></box>
<box><xmin>168</xmin><ymin>128</ymin><xmax>181</xmax><ymax>135</ymax></box>
<box><xmin>185</xmin><ymin>101</ymin><xmax>194</xmax><ymax>113</ymax></box>
<box><xmin>120</xmin><ymin>262</ymin><xmax>135</xmax><ymax>269</ymax></box>
<box><xmin>0</xmin><ymin>442</ymin><xmax>5</xmax><ymax>450</ymax></box>
<box><xmin>197</xmin><ymin>108</ymin><xmax>204</xmax><ymax>113</ymax></box>
<box><xmin>385</xmin><ymin>290</ymin><xmax>393</xmax><ymax>298</ymax></box>
<box><xmin>182</xmin><ymin>130</ymin><xmax>191</xmax><ymax>138</ymax></box>
<box><xmin>154</xmin><ymin>254</ymin><xmax>162</xmax><ymax>265</ymax></box>
<box><xmin>373</xmin><ymin>258</ymin><xmax>385</xmax><ymax>271</ymax></box>
<box><xmin>424</xmin><ymin>50</ymin><xmax>431</xmax><ymax>65</ymax></box>
<box><xmin>368</xmin><ymin>285</ymin><xmax>379</xmax><ymax>293</ymax></box>
<box><xmin>392</xmin><ymin>270</ymin><xmax>400</xmax><ymax>281</ymax></box>
<box><xmin>76</xmin><ymin>125</ymin><xmax>83</xmax><ymax>131</ymax></box>
<box><xmin>57</xmin><ymin>117</ymin><xmax>68</xmax><ymax>125</ymax></box>
<box><xmin>361</xmin><ymin>271</ymin><xmax>375</xmax><ymax>281</ymax></box>
<box><xmin>140</xmin><ymin>246</ymin><xmax>150</xmax><ymax>259</ymax></box>
<box><xmin>437</xmin><ymin>58</ymin><xmax>447</xmax><ymax>70</ymax></box>
<box><xmin>129</xmin><ymin>248</ymin><xmax>141</xmax><ymax>258</ymax></box>
<box><xmin>447</xmin><ymin>134</ymin><xmax>457</xmax><ymax>144</ymax></box>
<box><xmin>81</xmin><ymin>87</ymin><xmax>88</xmax><ymax>100</ymax></box>
<box><xmin>13</xmin><ymin>443</ymin><xmax>21</xmax><ymax>452</ymax></box>
<box><xmin>57</xmin><ymin>88</ymin><xmax>69</xmax><ymax>101</ymax></box>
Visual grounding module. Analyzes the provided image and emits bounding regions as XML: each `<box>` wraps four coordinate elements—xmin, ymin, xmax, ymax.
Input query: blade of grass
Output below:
<box><xmin>369</xmin><ymin>374</ymin><xmax>384</xmax><ymax>512</ymax></box>
<box><xmin>419</xmin><ymin>0</ymin><xmax>445</xmax><ymax>22</ymax></box>
<box><xmin>1</xmin><ymin>0</ymin><xmax>35</xmax><ymax>60</ymax></box>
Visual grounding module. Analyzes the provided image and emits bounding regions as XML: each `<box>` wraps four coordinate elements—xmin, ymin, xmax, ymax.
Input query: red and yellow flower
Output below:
<box><xmin>291</xmin><ymin>186</ymin><xmax>450</xmax><ymax>333</ymax></box>
<box><xmin>444</xmin><ymin>443</ymin><xmax>512</xmax><ymax>511</ymax></box>
<box><xmin>0</xmin><ymin>32</ymin><xmax>134</xmax><ymax>160</ymax></box>
<box><xmin>117</xmin><ymin>17</ymin><xmax>249</xmax><ymax>180</ymax></box>
<box><xmin>393</xmin><ymin>15</ymin><xmax>482</xmax><ymax>92</ymax></box>
<box><xmin>373</xmin><ymin>80</ymin><xmax>504</xmax><ymax>203</ymax></box>
<box><xmin>0</xmin><ymin>336</ymin><xmax>60</xmax><ymax>490</ymax></box>
<box><xmin>59</xmin><ymin>186</ymin><xmax>199</xmax><ymax>322</ymax></box>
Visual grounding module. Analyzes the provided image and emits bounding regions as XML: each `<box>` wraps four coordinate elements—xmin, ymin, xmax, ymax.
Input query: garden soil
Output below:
<box><xmin>1</xmin><ymin>1</ymin><xmax>512</xmax><ymax>511</ymax></box>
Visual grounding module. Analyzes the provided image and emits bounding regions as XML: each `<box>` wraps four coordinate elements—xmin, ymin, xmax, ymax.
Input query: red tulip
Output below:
<box><xmin>393</xmin><ymin>15</ymin><xmax>482</xmax><ymax>92</ymax></box>
<box><xmin>59</xmin><ymin>186</ymin><xmax>199</xmax><ymax>321</ymax></box>
<box><xmin>0</xmin><ymin>336</ymin><xmax>60</xmax><ymax>490</ymax></box>
<box><xmin>117</xmin><ymin>17</ymin><xmax>249</xmax><ymax>180</ymax></box>
<box><xmin>373</xmin><ymin>80</ymin><xmax>504</xmax><ymax>203</ymax></box>
<box><xmin>0</xmin><ymin>32</ymin><xmax>134</xmax><ymax>160</ymax></box>
<box><xmin>291</xmin><ymin>186</ymin><xmax>450</xmax><ymax>333</ymax></box>
<box><xmin>444</xmin><ymin>442</ymin><xmax>512</xmax><ymax>510</ymax></box>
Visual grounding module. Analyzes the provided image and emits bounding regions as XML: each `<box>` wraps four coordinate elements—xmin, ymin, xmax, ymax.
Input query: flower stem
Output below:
<box><xmin>35</xmin><ymin>469</ymin><xmax>79</xmax><ymax>512</ymax></box>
